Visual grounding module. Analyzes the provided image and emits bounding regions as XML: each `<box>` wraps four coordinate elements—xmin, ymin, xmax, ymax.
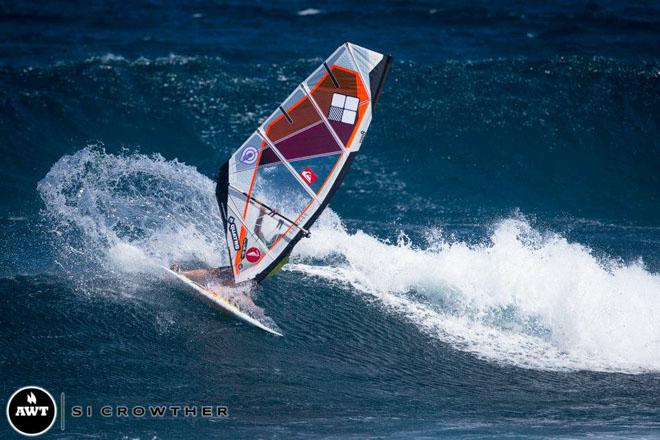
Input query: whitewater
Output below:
<box><xmin>37</xmin><ymin>147</ymin><xmax>660</xmax><ymax>375</ymax></box>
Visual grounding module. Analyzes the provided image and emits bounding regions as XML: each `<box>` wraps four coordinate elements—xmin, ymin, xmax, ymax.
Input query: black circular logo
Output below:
<box><xmin>6</xmin><ymin>386</ymin><xmax>57</xmax><ymax>436</ymax></box>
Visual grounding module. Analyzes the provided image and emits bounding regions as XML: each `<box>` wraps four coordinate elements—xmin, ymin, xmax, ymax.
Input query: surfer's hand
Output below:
<box><xmin>170</xmin><ymin>263</ymin><xmax>181</xmax><ymax>273</ymax></box>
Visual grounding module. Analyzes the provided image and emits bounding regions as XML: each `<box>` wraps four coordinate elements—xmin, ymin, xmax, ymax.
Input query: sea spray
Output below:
<box><xmin>37</xmin><ymin>147</ymin><xmax>285</xmax><ymax>327</ymax></box>
<box><xmin>37</xmin><ymin>146</ymin><xmax>225</xmax><ymax>271</ymax></box>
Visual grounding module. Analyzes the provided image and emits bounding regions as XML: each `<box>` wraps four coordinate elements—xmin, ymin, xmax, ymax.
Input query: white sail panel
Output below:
<box><xmin>347</xmin><ymin>43</ymin><xmax>385</xmax><ymax>95</ymax></box>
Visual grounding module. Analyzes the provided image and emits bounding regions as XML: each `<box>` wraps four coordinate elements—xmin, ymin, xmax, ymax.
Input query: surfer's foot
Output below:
<box><xmin>170</xmin><ymin>263</ymin><xmax>181</xmax><ymax>273</ymax></box>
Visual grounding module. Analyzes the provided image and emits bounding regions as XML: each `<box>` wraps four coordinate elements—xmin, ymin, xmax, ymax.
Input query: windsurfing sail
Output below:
<box><xmin>215</xmin><ymin>42</ymin><xmax>392</xmax><ymax>284</ymax></box>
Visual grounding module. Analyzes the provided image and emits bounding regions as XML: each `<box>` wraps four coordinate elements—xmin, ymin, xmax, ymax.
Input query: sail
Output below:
<box><xmin>216</xmin><ymin>42</ymin><xmax>392</xmax><ymax>284</ymax></box>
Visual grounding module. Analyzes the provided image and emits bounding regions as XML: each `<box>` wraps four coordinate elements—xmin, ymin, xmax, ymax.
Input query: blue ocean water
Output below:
<box><xmin>1</xmin><ymin>1</ymin><xmax>660</xmax><ymax>438</ymax></box>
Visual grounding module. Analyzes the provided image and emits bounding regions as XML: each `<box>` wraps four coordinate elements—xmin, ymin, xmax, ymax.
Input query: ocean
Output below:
<box><xmin>1</xmin><ymin>1</ymin><xmax>659</xmax><ymax>438</ymax></box>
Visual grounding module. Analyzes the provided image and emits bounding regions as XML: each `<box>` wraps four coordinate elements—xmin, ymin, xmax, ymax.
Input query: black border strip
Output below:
<box><xmin>371</xmin><ymin>54</ymin><xmax>392</xmax><ymax>108</ymax></box>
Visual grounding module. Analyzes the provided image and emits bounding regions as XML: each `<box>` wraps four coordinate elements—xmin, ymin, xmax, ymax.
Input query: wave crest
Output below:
<box><xmin>290</xmin><ymin>216</ymin><xmax>660</xmax><ymax>373</ymax></box>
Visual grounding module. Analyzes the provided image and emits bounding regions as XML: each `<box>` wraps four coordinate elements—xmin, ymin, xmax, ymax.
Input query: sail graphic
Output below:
<box><xmin>216</xmin><ymin>43</ymin><xmax>392</xmax><ymax>284</ymax></box>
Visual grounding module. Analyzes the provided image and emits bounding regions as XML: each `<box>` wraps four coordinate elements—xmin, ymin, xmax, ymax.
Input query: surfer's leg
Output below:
<box><xmin>210</xmin><ymin>266</ymin><xmax>233</xmax><ymax>279</ymax></box>
<box><xmin>170</xmin><ymin>258</ymin><xmax>232</xmax><ymax>276</ymax></box>
<box><xmin>170</xmin><ymin>264</ymin><xmax>234</xmax><ymax>286</ymax></box>
<box><xmin>181</xmin><ymin>268</ymin><xmax>212</xmax><ymax>278</ymax></box>
<box><xmin>169</xmin><ymin>264</ymin><xmax>213</xmax><ymax>284</ymax></box>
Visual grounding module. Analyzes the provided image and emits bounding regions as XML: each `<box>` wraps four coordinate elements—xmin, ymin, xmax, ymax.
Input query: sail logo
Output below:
<box><xmin>6</xmin><ymin>386</ymin><xmax>57</xmax><ymax>436</ymax></box>
<box><xmin>300</xmin><ymin>167</ymin><xmax>318</xmax><ymax>185</ymax></box>
<box><xmin>328</xmin><ymin>93</ymin><xmax>359</xmax><ymax>125</ymax></box>
<box><xmin>227</xmin><ymin>217</ymin><xmax>240</xmax><ymax>251</ymax></box>
<box><xmin>245</xmin><ymin>247</ymin><xmax>261</xmax><ymax>263</ymax></box>
<box><xmin>239</xmin><ymin>146</ymin><xmax>258</xmax><ymax>164</ymax></box>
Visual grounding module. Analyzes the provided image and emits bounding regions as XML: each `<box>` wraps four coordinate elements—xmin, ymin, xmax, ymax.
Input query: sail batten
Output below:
<box><xmin>216</xmin><ymin>43</ymin><xmax>392</xmax><ymax>284</ymax></box>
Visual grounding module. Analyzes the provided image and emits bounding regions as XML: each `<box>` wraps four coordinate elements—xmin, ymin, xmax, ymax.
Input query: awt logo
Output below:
<box><xmin>6</xmin><ymin>386</ymin><xmax>57</xmax><ymax>436</ymax></box>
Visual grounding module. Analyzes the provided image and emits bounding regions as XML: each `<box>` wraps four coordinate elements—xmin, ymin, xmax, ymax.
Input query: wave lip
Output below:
<box><xmin>291</xmin><ymin>214</ymin><xmax>660</xmax><ymax>374</ymax></box>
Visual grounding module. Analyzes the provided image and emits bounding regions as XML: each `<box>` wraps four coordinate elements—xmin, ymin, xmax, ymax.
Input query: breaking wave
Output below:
<box><xmin>290</xmin><ymin>214</ymin><xmax>660</xmax><ymax>373</ymax></box>
<box><xmin>37</xmin><ymin>147</ymin><xmax>660</xmax><ymax>372</ymax></box>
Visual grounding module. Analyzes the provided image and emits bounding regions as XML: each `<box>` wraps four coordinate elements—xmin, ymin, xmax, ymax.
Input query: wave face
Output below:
<box><xmin>2</xmin><ymin>1</ymin><xmax>660</xmax><ymax>438</ymax></box>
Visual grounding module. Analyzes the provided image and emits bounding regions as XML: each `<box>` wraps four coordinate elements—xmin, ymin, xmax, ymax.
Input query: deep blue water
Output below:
<box><xmin>1</xmin><ymin>1</ymin><xmax>660</xmax><ymax>438</ymax></box>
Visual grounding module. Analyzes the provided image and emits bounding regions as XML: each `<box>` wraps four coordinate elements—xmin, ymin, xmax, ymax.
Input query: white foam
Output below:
<box><xmin>107</xmin><ymin>242</ymin><xmax>151</xmax><ymax>273</ymax></box>
<box><xmin>84</xmin><ymin>53</ymin><xmax>200</xmax><ymax>67</ymax></box>
<box><xmin>290</xmin><ymin>214</ymin><xmax>660</xmax><ymax>373</ymax></box>
<box><xmin>38</xmin><ymin>148</ymin><xmax>660</xmax><ymax>372</ymax></box>
<box><xmin>297</xmin><ymin>8</ymin><xmax>322</xmax><ymax>16</ymax></box>
<box><xmin>37</xmin><ymin>147</ymin><xmax>280</xmax><ymax>322</ymax></box>
<box><xmin>92</xmin><ymin>53</ymin><xmax>128</xmax><ymax>64</ymax></box>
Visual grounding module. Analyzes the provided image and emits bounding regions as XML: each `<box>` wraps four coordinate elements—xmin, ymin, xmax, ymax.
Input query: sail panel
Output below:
<box><xmin>303</xmin><ymin>47</ymin><xmax>370</xmax><ymax>149</ymax></box>
<box><xmin>288</xmin><ymin>152</ymin><xmax>342</xmax><ymax>194</ymax></box>
<box><xmin>260</xmin><ymin>88</ymin><xmax>319</xmax><ymax>143</ymax></box>
<box><xmin>231</xmin><ymin>151</ymin><xmax>314</xmax><ymax>283</ymax></box>
<box><xmin>258</xmin><ymin>87</ymin><xmax>343</xmax><ymax>168</ymax></box>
